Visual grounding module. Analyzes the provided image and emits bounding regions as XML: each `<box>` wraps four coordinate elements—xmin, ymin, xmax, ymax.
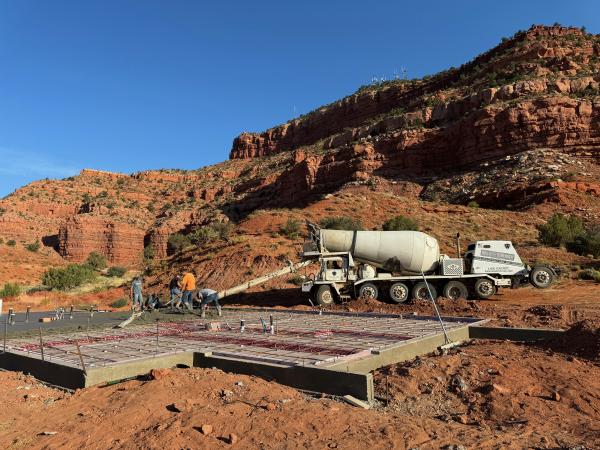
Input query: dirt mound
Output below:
<box><xmin>546</xmin><ymin>319</ymin><xmax>600</xmax><ymax>360</ymax></box>
<box><xmin>374</xmin><ymin>340</ymin><xmax>600</xmax><ymax>447</ymax></box>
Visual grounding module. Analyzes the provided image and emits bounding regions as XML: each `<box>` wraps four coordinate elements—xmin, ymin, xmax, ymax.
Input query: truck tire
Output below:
<box><xmin>530</xmin><ymin>266</ymin><xmax>554</xmax><ymax>289</ymax></box>
<box><xmin>358</xmin><ymin>283</ymin><xmax>379</xmax><ymax>300</ymax></box>
<box><xmin>412</xmin><ymin>282</ymin><xmax>437</xmax><ymax>301</ymax></box>
<box><xmin>315</xmin><ymin>285</ymin><xmax>335</xmax><ymax>306</ymax></box>
<box><xmin>389</xmin><ymin>282</ymin><xmax>410</xmax><ymax>303</ymax></box>
<box><xmin>474</xmin><ymin>278</ymin><xmax>496</xmax><ymax>299</ymax></box>
<box><xmin>442</xmin><ymin>280</ymin><xmax>468</xmax><ymax>300</ymax></box>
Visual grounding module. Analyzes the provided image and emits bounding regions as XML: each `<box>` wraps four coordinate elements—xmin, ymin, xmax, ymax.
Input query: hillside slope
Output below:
<box><xmin>0</xmin><ymin>25</ymin><xmax>598</xmax><ymax>284</ymax></box>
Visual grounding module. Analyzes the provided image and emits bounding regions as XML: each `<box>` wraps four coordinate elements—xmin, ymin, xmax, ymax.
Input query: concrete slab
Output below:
<box><xmin>0</xmin><ymin>308</ymin><xmax>485</xmax><ymax>401</ymax></box>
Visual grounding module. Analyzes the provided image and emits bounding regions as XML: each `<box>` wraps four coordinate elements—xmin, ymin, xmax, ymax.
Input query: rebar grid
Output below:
<box><xmin>4</xmin><ymin>310</ymin><xmax>474</xmax><ymax>370</ymax></box>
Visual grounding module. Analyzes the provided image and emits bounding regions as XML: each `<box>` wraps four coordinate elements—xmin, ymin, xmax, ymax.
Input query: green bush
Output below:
<box><xmin>566</xmin><ymin>226</ymin><xmax>600</xmax><ymax>258</ymax></box>
<box><xmin>25</xmin><ymin>240</ymin><xmax>41</xmax><ymax>252</ymax></box>
<box><xmin>143</xmin><ymin>245</ymin><xmax>155</xmax><ymax>261</ymax></box>
<box><xmin>0</xmin><ymin>282</ymin><xmax>21</xmax><ymax>297</ymax></box>
<box><xmin>538</xmin><ymin>214</ymin><xmax>585</xmax><ymax>248</ymax></box>
<box><xmin>42</xmin><ymin>264</ymin><xmax>97</xmax><ymax>290</ymax></box>
<box><xmin>109</xmin><ymin>297</ymin><xmax>128</xmax><ymax>308</ymax></box>
<box><xmin>7</xmin><ymin>239</ymin><xmax>16</xmax><ymax>247</ymax></box>
<box><xmin>319</xmin><ymin>216</ymin><xmax>363</xmax><ymax>230</ymax></box>
<box><xmin>167</xmin><ymin>233</ymin><xmax>192</xmax><ymax>254</ymax></box>
<box><xmin>107</xmin><ymin>266</ymin><xmax>127</xmax><ymax>277</ymax></box>
<box><xmin>467</xmin><ymin>201</ymin><xmax>479</xmax><ymax>208</ymax></box>
<box><xmin>189</xmin><ymin>227</ymin><xmax>218</xmax><ymax>245</ymax></box>
<box><xmin>188</xmin><ymin>222</ymin><xmax>233</xmax><ymax>246</ymax></box>
<box><xmin>86</xmin><ymin>251</ymin><xmax>107</xmax><ymax>270</ymax></box>
<box><xmin>280</xmin><ymin>218</ymin><xmax>302</xmax><ymax>239</ymax></box>
<box><xmin>382</xmin><ymin>215</ymin><xmax>419</xmax><ymax>231</ymax></box>
<box><xmin>578</xmin><ymin>269</ymin><xmax>600</xmax><ymax>282</ymax></box>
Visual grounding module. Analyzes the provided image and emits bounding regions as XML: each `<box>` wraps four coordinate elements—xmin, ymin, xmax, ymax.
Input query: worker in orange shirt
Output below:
<box><xmin>180</xmin><ymin>269</ymin><xmax>198</xmax><ymax>310</ymax></box>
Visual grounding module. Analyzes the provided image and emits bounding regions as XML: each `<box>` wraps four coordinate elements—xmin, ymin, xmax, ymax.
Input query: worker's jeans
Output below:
<box><xmin>200</xmin><ymin>293</ymin><xmax>221</xmax><ymax>309</ymax></box>
<box><xmin>132</xmin><ymin>291</ymin><xmax>143</xmax><ymax>309</ymax></box>
<box><xmin>170</xmin><ymin>288</ymin><xmax>181</xmax><ymax>306</ymax></box>
<box><xmin>181</xmin><ymin>290</ymin><xmax>194</xmax><ymax>309</ymax></box>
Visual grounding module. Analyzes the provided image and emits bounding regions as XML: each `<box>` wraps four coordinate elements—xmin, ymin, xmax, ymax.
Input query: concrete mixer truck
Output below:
<box><xmin>300</xmin><ymin>224</ymin><xmax>555</xmax><ymax>306</ymax></box>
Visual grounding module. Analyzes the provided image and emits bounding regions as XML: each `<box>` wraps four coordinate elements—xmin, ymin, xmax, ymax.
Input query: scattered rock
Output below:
<box><xmin>149</xmin><ymin>368</ymin><xmax>170</xmax><ymax>380</ymax></box>
<box><xmin>228</xmin><ymin>433</ymin><xmax>239</xmax><ymax>445</ymax></box>
<box><xmin>264</xmin><ymin>402</ymin><xmax>277</xmax><ymax>411</ymax></box>
<box><xmin>38</xmin><ymin>431</ymin><xmax>57</xmax><ymax>436</ymax></box>
<box><xmin>450</xmin><ymin>374</ymin><xmax>468</xmax><ymax>393</ymax></box>
<box><xmin>221</xmin><ymin>389</ymin><xmax>233</xmax><ymax>398</ymax></box>
<box><xmin>552</xmin><ymin>391</ymin><xmax>561</xmax><ymax>402</ymax></box>
<box><xmin>200</xmin><ymin>424</ymin><xmax>213</xmax><ymax>435</ymax></box>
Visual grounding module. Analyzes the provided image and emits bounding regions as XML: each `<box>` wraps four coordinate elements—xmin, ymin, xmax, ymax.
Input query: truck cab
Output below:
<box><xmin>464</xmin><ymin>241</ymin><xmax>527</xmax><ymax>277</ymax></box>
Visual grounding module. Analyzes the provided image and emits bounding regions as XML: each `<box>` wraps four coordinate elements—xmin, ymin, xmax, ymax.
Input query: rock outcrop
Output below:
<box><xmin>58</xmin><ymin>217</ymin><xmax>145</xmax><ymax>265</ymax></box>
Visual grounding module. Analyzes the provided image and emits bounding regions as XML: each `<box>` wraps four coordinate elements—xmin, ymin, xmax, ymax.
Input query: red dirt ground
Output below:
<box><xmin>1</xmin><ymin>336</ymin><xmax>598</xmax><ymax>449</ymax></box>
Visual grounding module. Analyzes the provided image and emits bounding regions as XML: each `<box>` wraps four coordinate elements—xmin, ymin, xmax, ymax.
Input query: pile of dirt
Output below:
<box><xmin>374</xmin><ymin>340</ymin><xmax>600</xmax><ymax>448</ymax></box>
<box><xmin>546</xmin><ymin>319</ymin><xmax>600</xmax><ymax>361</ymax></box>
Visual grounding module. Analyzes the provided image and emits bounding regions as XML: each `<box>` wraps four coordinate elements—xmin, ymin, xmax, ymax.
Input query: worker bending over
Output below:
<box><xmin>198</xmin><ymin>288</ymin><xmax>222</xmax><ymax>318</ymax></box>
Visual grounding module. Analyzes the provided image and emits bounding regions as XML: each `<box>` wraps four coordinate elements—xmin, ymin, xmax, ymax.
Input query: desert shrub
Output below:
<box><xmin>382</xmin><ymin>215</ymin><xmax>419</xmax><ymax>231</ymax></box>
<box><xmin>107</xmin><ymin>266</ymin><xmax>127</xmax><ymax>277</ymax></box>
<box><xmin>7</xmin><ymin>239</ymin><xmax>16</xmax><ymax>247</ymax></box>
<box><xmin>280</xmin><ymin>218</ymin><xmax>302</xmax><ymax>239</ymax></box>
<box><xmin>566</xmin><ymin>226</ymin><xmax>600</xmax><ymax>258</ymax></box>
<box><xmin>0</xmin><ymin>282</ymin><xmax>21</xmax><ymax>297</ymax></box>
<box><xmin>188</xmin><ymin>222</ymin><xmax>232</xmax><ymax>246</ymax></box>
<box><xmin>538</xmin><ymin>213</ymin><xmax>585</xmax><ymax>248</ymax></box>
<box><xmin>578</xmin><ymin>269</ymin><xmax>600</xmax><ymax>282</ymax></box>
<box><xmin>25</xmin><ymin>240</ymin><xmax>41</xmax><ymax>252</ymax></box>
<box><xmin>143</xmin><ymin>245</ymin><xmax>155</xmax><ymax>261</ymax></box>
<box><xmin>86</xmin><ymin>251</ymin><xmax>107</xmax><ymax>270</ymax></box>
<box><xmin>467</xmin><ymin>201</ymin><xmax>479</xmax><ymax>208</ymax></box>
<box><xmin>167</xmin><ymin>233</ymin><xmax>191</xmax><ymax>254</ymax></box>
<box><xmin>319</xmin><ymin>216</ymin><xmax>363</xmax><ymax>230</ymax></box>
<box><xmin>189</xmin><ymin>226</ymin><xmax>218</xmax><ymax>245</ymax></box>
<box><xmin>109</xmin><ymin>297</ymin><xmax>128</xmax><ymax>308</ymax></box>
<box><xmin>42</xmin><ymin>264</ymin><xmax>97</xmax><ymax>290</ymax></box>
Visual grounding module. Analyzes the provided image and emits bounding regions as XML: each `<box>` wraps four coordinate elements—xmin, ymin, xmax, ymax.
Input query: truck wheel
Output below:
<box><xmin>443</xmin><ymin>281</ymin><xmax>468</xmax><ymax>300</ymax></box>
<box><xmin>530</xmin><ymin>266</ymin><xmax>554</xmax><ymax>289</ymax></box>
<box><xmin>412</xmin><ymin>282</ymin><xmax>437</xmax><ymax>301</ymax></box>
<box><xmin>389</xmin><ymin>282</ymin><xmax>410</xmax><ymax>303</ymax></box>
<box><xmin>358</xmin><ymin>283</ymin><xmax>379</xmax><ymax>300</ymax></box>
<box><xmin>315</xmin><ymin>285</ymin><xmax>335</xmax><ymax>306</ymax></box>
<box><xmin>474</xmin><ymin>278</ymin><xmax>496</xmax><ymax>299</ymax></box>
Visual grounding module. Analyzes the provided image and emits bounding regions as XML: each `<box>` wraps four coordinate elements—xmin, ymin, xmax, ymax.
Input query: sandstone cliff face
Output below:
<box><xmin>58</xmin><ymin>217</ymin><xmax>145</xmax><ymax>265</ymax></box>
<box><xmin>230</xmin><ymin>26</ymin><xmax>599</xmax><ymax>160</ymax></box>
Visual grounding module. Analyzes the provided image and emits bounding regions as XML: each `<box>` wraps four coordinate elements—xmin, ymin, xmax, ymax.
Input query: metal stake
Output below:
<box><xmin>38</xmin><ymin>327</ymin><xmax>45</xmax><ymax>361</ymax></box>
<box><xmin>3</xmin><ymin>315</ymin><xmax>7</xmax><ymax>353</ymax></box>
<box><xmin>75</xmin><ymin>341</ymin><xmax>86</xmax><ymax>374</ymax></box>
<box><xmin>155</xmin><ymin>319</ymin><xmax>159</xmax><ymax>356</ymax></box>
<box><xmin>420</xmin><ymin>271</ymin><xmax>451</xmax><ymax>344</ymax></box>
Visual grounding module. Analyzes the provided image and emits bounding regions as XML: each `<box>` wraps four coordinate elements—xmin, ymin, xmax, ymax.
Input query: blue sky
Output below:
<box><xmin>0</xmin><ymin>0</ymin><xmax>597</xmax><ymax>196</ymax></box>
